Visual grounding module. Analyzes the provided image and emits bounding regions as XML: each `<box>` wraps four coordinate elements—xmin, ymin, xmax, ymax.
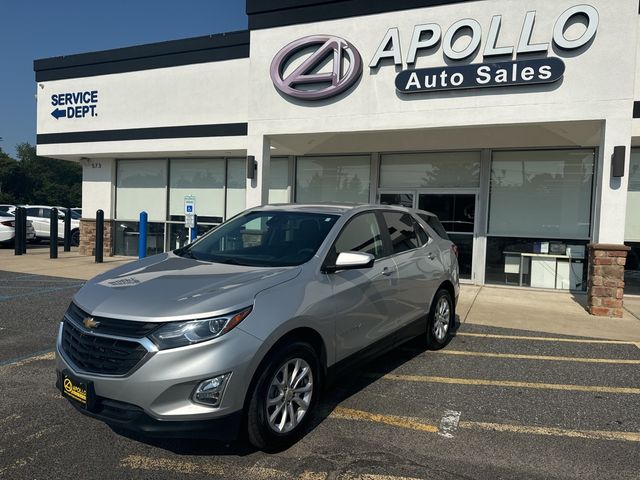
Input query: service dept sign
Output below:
<box><xmin>270</xmin><ymin>5</ymin><xmax>598</xmax><ymax>100</ymax></box>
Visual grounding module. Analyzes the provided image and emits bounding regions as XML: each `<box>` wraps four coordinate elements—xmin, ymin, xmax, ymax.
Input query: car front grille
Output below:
<box><xmin>61</xmin><ymin>318</ymin><xmax>150</xmax><ymax>376</ymax></box>
<box><xmin>66</xmin><ymin>303</ymin><xmax>160</xmax><ymax>338</ymax></box>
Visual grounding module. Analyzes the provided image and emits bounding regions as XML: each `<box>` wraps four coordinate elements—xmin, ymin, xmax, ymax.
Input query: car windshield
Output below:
<box><xmin>176</xmin><ymin>210</ymin><xmax>340</xmax><ymax>267</ymax></box>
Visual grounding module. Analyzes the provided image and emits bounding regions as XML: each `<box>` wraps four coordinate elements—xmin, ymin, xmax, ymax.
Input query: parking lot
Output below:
<box><xmin>1</xmin><ymin>269</ymin><xmax>639</xmax><ymax>480</ymax></box>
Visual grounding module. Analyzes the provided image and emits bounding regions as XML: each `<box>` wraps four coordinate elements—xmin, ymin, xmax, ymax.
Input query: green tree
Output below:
<box><xmin>0</xmin><ymin>143</ymin><xmax>81</xmax><ymax>207</ymax></box>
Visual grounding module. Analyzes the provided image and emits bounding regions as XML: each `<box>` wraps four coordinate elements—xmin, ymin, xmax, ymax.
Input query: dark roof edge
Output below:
<box><xmin>247</xmin><ymin>0</ymin><xmax>479</xmax><ymax>30</ymax></box>
<box><xmin>34</xmin><ymin>30</ymin><xmax>250</xmax><ymax>81</ymax></box>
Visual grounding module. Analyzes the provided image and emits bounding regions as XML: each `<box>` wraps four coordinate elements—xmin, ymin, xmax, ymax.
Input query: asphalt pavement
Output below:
<box><xmin>1</xmin><ymin>270</ymin><xmax>639</xmax><ymax>480</ymax></box>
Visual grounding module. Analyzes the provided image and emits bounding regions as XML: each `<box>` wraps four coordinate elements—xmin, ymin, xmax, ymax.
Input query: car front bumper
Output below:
<box><xmin>55</xmin><ymin>322</ymin><xmax>262</xmax><ymax>438</ymax></box>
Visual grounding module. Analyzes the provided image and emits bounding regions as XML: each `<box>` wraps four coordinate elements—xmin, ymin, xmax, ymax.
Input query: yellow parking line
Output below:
<box><xmin>459</xmin><ymin>421</ymin><xmax>640</xmax><ymax>442</ymax></box>
<box><xmin>121</xmin><ymin>454</ymin><xmax>422</xmax><ymax>480</ymax></box>
<box><xmin>332</xmin><ymin>407</ymin><xmax>640</xmax><ymax>443</ymax></box>
<box><xmin>456</xmin><ymin>332</ymin><xmax>639</xmax><ymax>347</ymax></box>
<box><xmin>436</xmin><ymin>350</ymin><xmax>640</xmax><ymax>364</ymax></box>
<box><xmin>378</xmin><ymin>373</ymin><xmax>640</xmax><ymax>395</ymax></box>
<box><xmin>331</xmin><ymin>407</ymin><xmax>439</xmax><ymax>433</ymax></box>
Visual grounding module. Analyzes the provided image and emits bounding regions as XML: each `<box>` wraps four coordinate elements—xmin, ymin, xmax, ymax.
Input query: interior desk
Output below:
<box><xmin>504</xmin><ymin>252</ymin><xmax>573</xmax><ymax>289</ymax></box>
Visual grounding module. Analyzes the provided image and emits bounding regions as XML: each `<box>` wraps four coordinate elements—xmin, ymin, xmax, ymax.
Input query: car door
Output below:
<box><xmin>380</xmin><ymin>211</ymin><xmax>442</xmax><ymax>330</ymax></box>
<box><xmin>327</xmin><ymin>211</ymin><xmax>400</xmax><ymax>362</ymax></box>
<box><xmin>25</xmin><ymin>207</ymin><xmax>46</xmax><ymax>238</ymax></box>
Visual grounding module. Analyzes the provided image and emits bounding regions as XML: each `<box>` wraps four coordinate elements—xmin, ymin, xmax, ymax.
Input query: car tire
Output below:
<box><xmin>425</xmin><ymin>289</ymin><xmax>454</xmax><ymax>350</ymax></box>
<box><xmin>246</xmin><ymin>342</ymin><xmax>320</xmax><ymax>451</ymax></box>
<box><xmin>71</xmin><ymin>229</ymin><xmax>80</xmax><ymax>247</ymax></box>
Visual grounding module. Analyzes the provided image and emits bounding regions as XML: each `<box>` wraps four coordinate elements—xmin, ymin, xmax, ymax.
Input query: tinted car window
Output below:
<box><xmin>382</xmin><ymin>212</ymin><xmax>420</xmax><ymax>254</ymax></box>
<box><xmin>179</xmin><ymin>210</ymin><xmax>339</xmax><ymax>267</ymax></box>
<box><xmin>334</xmin><ymin>213</ymin><xmax>384</xmax><ymax>259</ymax></box>
<box><xmin>419</xmin><ymin>213</ymin><xmax>450</xmax><ymax>240</ymax></box>
<box><xmin>26</xmin><ymin>208</ymin><xmax>40</xmax><ymax>217</ymax></box>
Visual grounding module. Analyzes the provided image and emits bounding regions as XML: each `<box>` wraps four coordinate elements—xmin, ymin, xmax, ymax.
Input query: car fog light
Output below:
<box><xmin>193</xmin><ymin>374</ymin><xmax>230</xmax><ymax>407</ymax></box>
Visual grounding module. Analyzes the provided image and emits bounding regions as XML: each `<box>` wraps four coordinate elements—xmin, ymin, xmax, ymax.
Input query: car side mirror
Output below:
<box><xmin>324</xmin><ymin>252</ymin><xmax>375</xmax><ymax>273</ymax></box>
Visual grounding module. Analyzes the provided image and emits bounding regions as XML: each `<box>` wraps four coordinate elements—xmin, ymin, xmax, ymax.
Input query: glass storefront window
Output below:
<box><xmin>296</xmin><ymin>155</ymin><xmax>370</xmax><ymax>203</ymax></box>
<box><xmin>485</xmin><ymin>237</ymin><xmax>588</xmax><ymax>291</ymax></box>
<box><xmin>169</xmin><ymin>158</ymin><xmax>225</xmax><ymax>223</ymax></box>
<box><xmin>380</xmin><ymin>152</ymin><xmax>480</xmax><ymax>188</ymax></box>
<box><xmin>116</xmin><ymin>160</ymin><xmax>167</xmax><ymax>221</ymax></box>
<box><xmin>489</xmin><ymin>150</ymin><xmax>594</xmax><ymax>238</ymax></box>
<box><xmin>624</xmin><ymin>150</ymin><xmax>640</xmax><ymax>242</ymax></box>
<box><xmin>226</xmin><ymin>158</ymin><xmax>247</xmax><ymax>219</ymax></box>
<box><xmin>625</xmin><ymin>150</ymin><xmax>640</xmax><ymax>294</ymax></box>
<box><xmin>269</xmin><ymin>157</ymin><xmax>291</xmax><ymax>204</ymax></box>
<box><xmin>114</xmin><ymin>221</ymin><xmax>165</xmax><ymax>257</ymax></box>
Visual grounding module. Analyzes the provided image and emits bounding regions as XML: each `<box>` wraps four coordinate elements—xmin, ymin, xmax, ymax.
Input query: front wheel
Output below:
<box><xmin>426</xmin><ymin>289</ymin><xmax>454</xmax><ymax>350</ymax></box>
<box><xmin>246</xmin><ymin>342</ymin><xmax>319</xmax><ymax>451</ymax></box>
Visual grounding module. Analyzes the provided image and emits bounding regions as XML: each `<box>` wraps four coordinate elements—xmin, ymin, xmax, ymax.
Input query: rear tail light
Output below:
<box><xmin>1</xmin><ymin>220</ymin><xmax>15</xmax><ymax>227</ymax></box>
<box><xmin>451</xmin><ymin>244</ymin><xmax>459</xmax><ymax>258</ymax></box>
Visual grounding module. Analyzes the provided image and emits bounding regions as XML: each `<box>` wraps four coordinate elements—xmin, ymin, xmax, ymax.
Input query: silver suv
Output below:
<box><xmin>56</xmin><ymin>204</ymin><xmax>459</xmax><ymax>449</ymax></box>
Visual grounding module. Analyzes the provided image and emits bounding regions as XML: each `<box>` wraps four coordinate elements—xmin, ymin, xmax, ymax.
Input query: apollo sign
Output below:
<box><xmin>270</xmin><ymin>5</ymin><xmax>599</xmax><ymax>100</ymax></box>
<box><xmin>270</xmin><ymin>35</ymin><xmax>362</xmax><ymax>100</ymax></box>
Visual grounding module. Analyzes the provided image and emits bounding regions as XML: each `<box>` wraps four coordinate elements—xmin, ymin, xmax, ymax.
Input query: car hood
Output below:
<box><xmin>73</xmin><ymin>253</ymin><xmax>302</xmax><ymax>321</ymax></box>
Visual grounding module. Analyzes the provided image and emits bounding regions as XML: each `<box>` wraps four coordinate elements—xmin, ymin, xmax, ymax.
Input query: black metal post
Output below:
<box><xmin>13</xmin><ymin>207</ymin><xmax>22</xmax><ymax>256</ymax></box>
<box><xmin>95</xmin><ymin>209</ymin><xmax>104</xmax><ymax>263</ymax></box>
<box><xmin>63</xmin><ymin>208</ymin><xmax>71</xmax><ymax>252</ymax></box>
<box><xmin>50</xmin><ymin>208</ymin><xmax>58</xmax><ymax>259</ymax></box>
<box><xmin>20</xmin><ymin>208</ymin><xmax>26</xmax><ymax>254</ymax></box>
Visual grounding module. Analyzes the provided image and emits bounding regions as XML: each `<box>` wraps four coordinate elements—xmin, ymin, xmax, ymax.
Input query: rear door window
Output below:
<box><xmin>419</xmin><ymin>213</ymin><xmax>450</xmax><ymax>240</ymax></box>
<box><xmin>382</xmin><ymin>212</ymin><xmax>420</xmax><ymax>254</ymax></box>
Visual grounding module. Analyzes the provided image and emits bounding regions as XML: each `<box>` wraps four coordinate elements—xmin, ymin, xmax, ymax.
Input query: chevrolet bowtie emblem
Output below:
<box><xmin>83</xmin><ymin>317</ymin><xmax>100</xmax><ymax>329</ymax></box>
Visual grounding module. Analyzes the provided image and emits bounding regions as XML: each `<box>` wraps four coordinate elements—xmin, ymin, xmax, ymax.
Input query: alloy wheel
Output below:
<box><xmin>265</xmin><ymin>358</ymin><xmax>313</xmax><ymax>434</ymax></box>
<box><xmin>433</xmin><ymin>295</ymin><xmax>451</xmax><ymax>341</ymax></box>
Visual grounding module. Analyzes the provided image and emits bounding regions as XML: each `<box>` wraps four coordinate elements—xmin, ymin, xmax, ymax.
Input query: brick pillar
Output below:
<box><xmin>587</xmin><ymin>244</ymin><xmax>630</xmax><ymax>317</ymax></box>
<box><xmin>79</xmin><ymin>218</ymin><xmax>114</xmax><ymax>257</ymax></box>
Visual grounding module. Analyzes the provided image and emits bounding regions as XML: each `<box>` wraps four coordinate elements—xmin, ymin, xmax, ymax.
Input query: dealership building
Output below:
<box><xmin>34</xmin><ymin>0</ymin><xmax>640</xmax><ymax>315</ymax></box>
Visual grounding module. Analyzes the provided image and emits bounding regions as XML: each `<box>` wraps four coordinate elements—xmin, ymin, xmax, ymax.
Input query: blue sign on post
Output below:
<box><xmin>51</xmin><ymin>90</ymin><xmax>99</xmax><ymax>120</ymax></box>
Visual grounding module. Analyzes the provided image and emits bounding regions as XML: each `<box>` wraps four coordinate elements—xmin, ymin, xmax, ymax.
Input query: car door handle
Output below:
<box><xmin>381</xmin><ymin>267</ymin><xmax>394</xmax><ymax>276</ymax></box>
<box><xmin>427</xmin><ymin>252</ymin><xmax>436</xmax><ymax>260</ymax></box>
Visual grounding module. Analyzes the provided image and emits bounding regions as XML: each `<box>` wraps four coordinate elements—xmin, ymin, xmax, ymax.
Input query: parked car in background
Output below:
<box><xmin>0</xmin><ymin>204</ymin><xmax>14</xmax><ymax>214</ymax></box>
<box><xmin>71</xmin><ymin>208</ymin><xmax>82</xmax><ymax>217</ymax></box>
<box><xmin>0</xmin><ymin>211</ymin><xmax>36</xmax><ymax>245</ymax></box>
<box><xmin>6</xmin><ymin>205</ymin><xmax>80</xmax><ymax>246</ymax></box>
<box><xmin>56</xmin><ymin>204</ymin><xmax>459</xmax><ymax>450</ymax></box>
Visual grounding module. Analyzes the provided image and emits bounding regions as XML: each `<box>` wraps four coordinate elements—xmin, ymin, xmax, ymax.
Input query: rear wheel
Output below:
<box><xmin>71</xmin><ymin>229</ymin><xmax>80</xmax><ymax>247</ymax></box>
<box><xmin>426</xmin><ymin>289</ymin><xmax>454</xmax><ymax>350</ymax></box>
<box><xmin>247</xmin><ymin>342</ymin><xmax>319</xmax><ymax>451</ymax></box>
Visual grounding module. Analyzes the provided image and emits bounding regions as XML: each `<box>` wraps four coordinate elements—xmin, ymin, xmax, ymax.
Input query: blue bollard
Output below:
<box><xmin>138</xmin><ymin>211</ymin><xmax>148</xmax><ymax>259</ymax></box>
<box><xmin>191</xmin><ymin>214</ymin><xmax>198</xmax><ymax>242</ymax></box>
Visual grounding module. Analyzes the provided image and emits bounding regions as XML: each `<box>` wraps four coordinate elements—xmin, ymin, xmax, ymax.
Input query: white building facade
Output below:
<box><xmin>34</xmin><ymin>0</ymin><xmax>640</xmax><ymax>314</ymax></box>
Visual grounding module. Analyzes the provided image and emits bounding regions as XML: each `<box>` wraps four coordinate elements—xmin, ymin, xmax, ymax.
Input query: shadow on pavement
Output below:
<box><xmin>108</xmin><ymin>315</ymin><xmax>461</xmax><ymax>456</ymax></box>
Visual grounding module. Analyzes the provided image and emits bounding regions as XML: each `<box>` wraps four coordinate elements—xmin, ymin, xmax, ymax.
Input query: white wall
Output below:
<box><xmin>37</xmin><ymin>58</ymin><xmax>249</xmax><ymax>135</ymax></box>
<box><xmin>82</xmin><ymin>158</ymin><xmax>115</xmax><ymax>219</ymax></box>
<box><xmin>249</xmin><ymin>0</ymin><xmax>637</xmax><ymax>135</ymax></box>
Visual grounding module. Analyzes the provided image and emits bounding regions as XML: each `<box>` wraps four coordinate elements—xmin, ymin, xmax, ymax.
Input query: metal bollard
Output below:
<box><xmin>95</xmin><ymin>210</ymin><xmax>104</xmax><ymax>263</ymax></box>
<box><xmin>138</xmin><ymin>211</ymin><xmax>148</xmax><ymax>259</ymax></box>
<box><xmin>14</xmin><ymin>207</ymin><xmax>22</xmax><ymax>256</ymax></box>
<box><xmin>63</xmin><ymin>208</ymin><xmax>71</xmax><ymax>252</ymax></box>
<box><xmin>191</xmin><ymin>214</ymin><xmax>198</xmax><ymax>242</ymax></box>
<box><xmin>20</xmin><ymin>208</ymin><xmax>26</xmax><ymax>254</ymax></box>
<box><xmin>50</xmin><ymin>208</ymin><xmax>58</xmax><ymax>259</ymax></box>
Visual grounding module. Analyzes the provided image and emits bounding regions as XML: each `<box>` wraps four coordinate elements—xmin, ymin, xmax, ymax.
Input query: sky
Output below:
<box><xmin>0</xmin><ymin>0</ymin><xmax>247</xmax><ymax>157</ymax></box>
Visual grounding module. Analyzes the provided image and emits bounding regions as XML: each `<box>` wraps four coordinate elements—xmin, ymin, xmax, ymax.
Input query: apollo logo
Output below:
<box><xmin>270</xmin><ymin>35</ymin><xmax>363</xmax><ymax>100</ymax></box>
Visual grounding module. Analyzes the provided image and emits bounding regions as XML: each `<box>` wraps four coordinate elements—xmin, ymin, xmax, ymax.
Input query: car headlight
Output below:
<box><xmin>149</xmin><ymin>306</ymin><xmax>252</xmax><ymax>350</ymax></box>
